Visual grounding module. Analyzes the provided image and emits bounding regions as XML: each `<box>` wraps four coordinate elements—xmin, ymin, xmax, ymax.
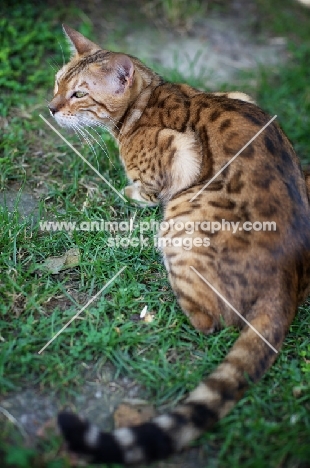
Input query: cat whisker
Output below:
<box><xmin>58</xmin><ymin>40</ymin><xmax>66</xmax><ymax>67</ymax></box>
<box><xmin>78</xmin><ymin>124</ymin><xmax>116</xmax><ymax>169</ymax></box>
<box><xmin>48</xmin><ymin>61</ymin><xmax>57</xmax><ymax>72</ymax></box>
<box><xmin>74</xmin><ymin>124</ymin><xmax>116</xmax><ymax>175</ymax></box>
<box><xmin>74</xmin><ymin>125</ymin><xmax>99</xmax><ymax>166</ymax></box>
<box><xmin>83</xmin><ymin>124</ymin><xmax>116</xmax><ymax>169</ymax></box>
<box><xmin>89</xmin><ymin>115</ymin><xmax>122</xmax><ymax>137</ymax></box>
<box><xmin>51</xmin><ymin>58</ymin><xmax>61</xmax><ymax>70</ymax></box>
<box><xmin>79</xmin><ymin>115</ymin><xmax>123</xmax><ymax>147</ymax></box>
<box><xmin>91</xmin><ymin>120</ymin><xmax>122</xmax><ymax>146</ymax></box>
<box><xmin>71</xmin><ymin>125</ymin><xmax>85</xmax><ymax>149</ymax></box>
<box><xmin>71</xmin><ymin>125</ymin><xmax>104</xmax><ymax>180</ymax></box>
<box><xmin>71</xmin><ymin>123</ymin><xmax>94</xmax><ymax>150</ymax></box>
<box><xmin>104</xmin><ymin>116</ymin><xmax>123</xmax><ymax>136</ymax></box>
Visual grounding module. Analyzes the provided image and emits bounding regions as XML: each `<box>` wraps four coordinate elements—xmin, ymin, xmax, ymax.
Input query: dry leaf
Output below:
<box><xmin>143</xmin><ymin>312</ymin><xmax>154</xmax><ymax>323</ymax></box>
<box><xmin>292</xmin><ymin>386</ymin><xmax>303</xmax><ymax>398</ymax></box>
<box><xmin>43</xmin><ymin>248</ymin><xmax>80</xmax><ymax>274</ymax></box>
<box><xmin>138</xmin><ymin>305</ymin><xmax>154</xmax><ymax>323</ymax></box>
<box><xmin>114</xmin><ymin>402</ymin><xmax>155</xmax><ymax>428</ymax></box>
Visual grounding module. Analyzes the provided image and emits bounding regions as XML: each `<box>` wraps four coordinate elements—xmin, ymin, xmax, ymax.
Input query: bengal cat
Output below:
<box><xmin>48</xmin><ymin>25</ymin><xmax>310</xmax><ymax>465</ymax></box>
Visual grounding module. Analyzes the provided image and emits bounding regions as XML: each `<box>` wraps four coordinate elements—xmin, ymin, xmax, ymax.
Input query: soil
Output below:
<box><xmin>82</xmin><ymin>0</ymin><xmax>287</xmax><ymax>87</ymax></box>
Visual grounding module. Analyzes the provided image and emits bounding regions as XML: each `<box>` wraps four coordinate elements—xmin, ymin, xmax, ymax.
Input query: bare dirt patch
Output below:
<box><xmin>82</xmin><ymin>0</ymin><xmax>287</xmax><ymax>86</ymax></box>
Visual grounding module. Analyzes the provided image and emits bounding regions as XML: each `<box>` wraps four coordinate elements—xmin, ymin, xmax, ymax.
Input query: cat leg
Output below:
<box><xmin>123</xmin><ymin>183</ymin><xmax>159</xmax><ymax>207</ymax></box>
<box><xmin>174</xmin><ymin>285</ymin><xmax>219</xmax><ymax>334</ymax></box>
<box><xmin>186</xmin><ymin>311</ymin><xmax>217</xmax><ymax>335</ymax></box>
<box><xmin>160</xmin><ymin>243</ymin><xmax>220</xmax><ymax>335</ymax></box>
<box><xmin>165</xmin><ymin>267</ymin><xmax>219</xmax><ymax>334</ymax></box>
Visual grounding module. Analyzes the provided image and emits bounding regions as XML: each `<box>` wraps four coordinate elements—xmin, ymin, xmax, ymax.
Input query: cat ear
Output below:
<box><xmin>62</xmin><ymin>24</ymin><xmax>101</xmax><ymax>56</ymax></box>
<box><xmin>108</xmin><ymin>54</ymin><xmax>135</xmax><ymax>93</ymax></box>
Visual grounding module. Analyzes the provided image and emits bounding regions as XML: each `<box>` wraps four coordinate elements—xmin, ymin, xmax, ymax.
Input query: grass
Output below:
<box><xmin>1</xmin><ymin>0</ymin><xmax>310</xmax><ymax>467</ymax></box>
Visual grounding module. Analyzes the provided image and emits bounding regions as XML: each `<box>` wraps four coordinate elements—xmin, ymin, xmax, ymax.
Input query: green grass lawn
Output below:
<box><xmin>1</xmin><ymin>1</ymin><xmax>310</xmax><ymax>467</ymax></box>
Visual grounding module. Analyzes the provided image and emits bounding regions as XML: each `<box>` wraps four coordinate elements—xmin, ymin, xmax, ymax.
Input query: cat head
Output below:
<box><xmin>48</xmin><ymin>25</ymin><xmax>141</xmax><ymax>133</ymax></box>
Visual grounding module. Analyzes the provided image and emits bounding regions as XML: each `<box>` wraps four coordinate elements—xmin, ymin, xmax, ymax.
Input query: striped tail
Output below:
<box><xmin>58</xmin><ymin>316</ymin><xmax>284</xmax><ymax>465</ymax></box>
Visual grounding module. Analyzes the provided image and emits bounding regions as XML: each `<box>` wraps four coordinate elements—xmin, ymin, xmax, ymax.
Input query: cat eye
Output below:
<box><xmin>71</xmin><ymin>91</ymin><xmax>88</xmax><ymax>98</ymax></box>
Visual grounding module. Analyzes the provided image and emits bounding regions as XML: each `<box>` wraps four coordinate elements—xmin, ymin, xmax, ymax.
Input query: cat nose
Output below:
<box><xmin>48</xmin><ymin>105</ymin><xmax>57</xmax><ymax>116</ymax></box>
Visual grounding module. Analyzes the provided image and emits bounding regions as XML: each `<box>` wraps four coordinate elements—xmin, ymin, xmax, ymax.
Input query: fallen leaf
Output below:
<box><xmin>143</xmin><ymin>312</ymin><xmax>154</xmax><ymax>323</ymax></box>
<box><xmin>42</xmin><ymin>248</ymin><xmax>80</xmax><ymax>274</ymax></box>
<box><xmin>114</xmin><ymin>402</ymin><xmax>155</xmax><ymax>428</ymax></box>
<box><xmin>139</xmin><ymin>305</ymin><xmax>155</xmax><ymax>323</ymax></box>
<box><xmin>292</xmin><ymin>386</ymin><xmax>305</xmax><ymax>398</ymax></box>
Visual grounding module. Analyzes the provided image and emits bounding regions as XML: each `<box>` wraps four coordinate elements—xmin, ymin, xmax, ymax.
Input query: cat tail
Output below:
<box><xmin>57</xmin><ymin>315</ymin><xmax>283</xmax><ymax>465</ymax></box>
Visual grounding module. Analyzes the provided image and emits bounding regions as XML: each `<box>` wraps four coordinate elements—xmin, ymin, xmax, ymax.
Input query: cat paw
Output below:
<box><xmin>188</xmin><ymin>311</ymin><xmax>217</xmax><ymax>335</ymax></box>
<box><xmin>123</xmin><ymin>185</ymin><xmax>158</xmax><ymax>207</ymax></box>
